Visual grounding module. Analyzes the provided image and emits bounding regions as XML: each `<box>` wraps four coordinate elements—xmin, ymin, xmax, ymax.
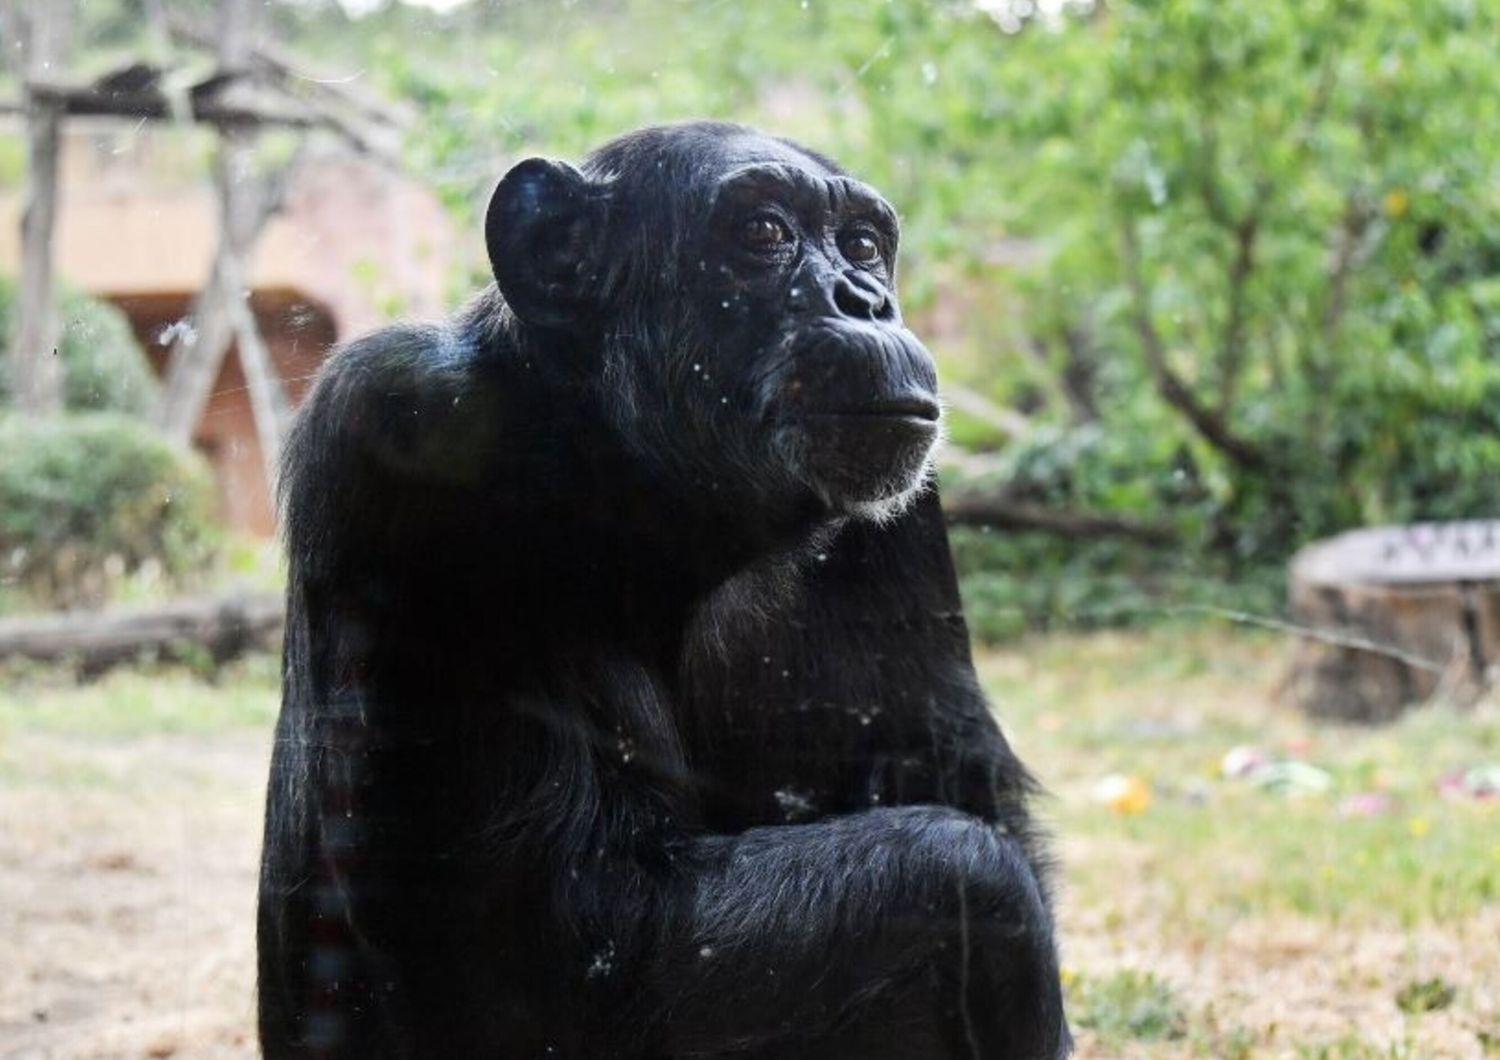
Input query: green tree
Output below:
<box><xmin>847</xmin><ymin>0</ymin><xmax>1500</xmax><ymax>556</ymax></box>
<box><xmin>271</xmin><ymin>0</ymin><xmax>1500</xmax><ymax>620</ymax></box>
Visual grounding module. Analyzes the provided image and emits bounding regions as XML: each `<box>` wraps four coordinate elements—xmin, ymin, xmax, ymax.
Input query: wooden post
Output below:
<box><xmin>155</xmin><ymin>126</ymin><xmax>261</xmax><ymax>444</ymax></box>
<box><xmin>154</xmin><ymin>0</ymin><xmax>291</xmax><ymax>482</ymax></box>
<box><xmin>5</xmin><ymin>0</ymin><xmax>72</xmax><ymax>417</ymax></box>
<box><xmin>231</xmin><ymin>263</ymin><xmax>293</xmax><ymax>490</ymax></box>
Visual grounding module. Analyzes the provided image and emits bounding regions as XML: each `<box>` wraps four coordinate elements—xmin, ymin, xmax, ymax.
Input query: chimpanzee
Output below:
<box><xmin>257</xmin><ymin>121</ymin><xmax>1069</xmax><ymax>1060</ymax></box>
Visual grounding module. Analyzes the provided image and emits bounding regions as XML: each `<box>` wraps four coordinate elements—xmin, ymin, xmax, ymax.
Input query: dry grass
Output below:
<box><xmin>984</xmin><ymin>629</ymin><xmax>1500</xmax><ymax>1059</ymax></box>
<box><xmin>1</xmin><ymin>630</ymin><xmax>1497</xmax><ymax>1057</ymax></box>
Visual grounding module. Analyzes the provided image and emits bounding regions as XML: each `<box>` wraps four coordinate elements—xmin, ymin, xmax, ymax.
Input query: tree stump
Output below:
<box><xmin>1285</xmin><ymin>521</ymin><xmax>1500</xmax><ymax>722</ymax></box>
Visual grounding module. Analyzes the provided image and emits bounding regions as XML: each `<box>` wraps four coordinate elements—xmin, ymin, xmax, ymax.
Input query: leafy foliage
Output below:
<box><xmin>63</xmin><ymin>0</ymin><xmax>1498</xmax><ymax>630</ymax></box>
<box><xmin>0</xmin><ymin>415</ymin><xmax>217</xmax><ymax>609</ymax></box>
<box><xmin>353</xmin><ymin>0</ymin><xmax>1500</xmax><ymax>570</ymax></box>
<box><xmin>0</xmin><ymin>277</ymin><xmax>161</xmax><ymax>416</ymax></box>
<box><xmin>971</xmin><ymin>0</ymin><xmax>1500</xmax><ymax>556</ymax></box>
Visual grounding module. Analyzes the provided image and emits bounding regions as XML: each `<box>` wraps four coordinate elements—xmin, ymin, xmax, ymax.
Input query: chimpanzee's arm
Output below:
<box><xmin>259</xmin><ymin>324</ymin><xmax>507</xmax><ymax>1057</ymax></box>
<box><xmin>684</xmin><ymin>489</ymin><xmax>1045</xmax><ymax>840</ymax></box>
<box><xmin>642</xmin><ymin>809</ymin><xmax>1067</xmax><ymax>1060</ymax></box>
<box><xmin>514</xmin><ymin>656</ymin><xmax>1067</xmax><ymax>1060</ymax></box>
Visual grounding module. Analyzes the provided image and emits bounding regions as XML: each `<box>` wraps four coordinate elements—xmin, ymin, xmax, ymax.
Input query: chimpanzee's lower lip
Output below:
<box><xmin>804</xmin><ymin>397</ymin><xmax>941</xmax><ymax>422</ymax></box>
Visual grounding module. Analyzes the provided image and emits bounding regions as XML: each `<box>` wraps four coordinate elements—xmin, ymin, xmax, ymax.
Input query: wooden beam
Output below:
<box><xmin>232</xmin><ymin>274</ymin><xmax>293</xmax><ymax>490</ymax></box>
<box><xmin>167</xmin><ymin>12</ymin><xmax>414</xmax><ymax>130</ymax></box>
<box><xmin>5</xmin><ymin>85</ymin><xmax>324</xmax><ymax>129</ymax></box>
<box><xmin>5</xmin><ymin>0</ymin><xmax>73</xmax><ymax>417</ymax></box>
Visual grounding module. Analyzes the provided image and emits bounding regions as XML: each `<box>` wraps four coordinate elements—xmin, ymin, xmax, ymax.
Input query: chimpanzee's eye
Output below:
<box><xmin>740</xmin><ymin>215</ymin><xmax>793</xmax><ymax>253</ymax></box>
<box><xmin>839</xmin><ymin>229</ymin><xmax>882</xmax><ymax>265</ymax></box>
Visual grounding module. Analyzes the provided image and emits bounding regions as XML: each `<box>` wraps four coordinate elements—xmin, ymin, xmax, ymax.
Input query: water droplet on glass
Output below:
<box><xmin>774</xmin><ymin>788</ymin><xmax>815</xmax><ymax>820</ymax></box>
<box><xmin>586</xmin><ymin>942</ymin><xmax>617</xmax><ymax>980</ymax></box>
<box><xmin>157</xmin><ymin>318</ymin><xmax>198</xmax><ymax>348</ymax></box>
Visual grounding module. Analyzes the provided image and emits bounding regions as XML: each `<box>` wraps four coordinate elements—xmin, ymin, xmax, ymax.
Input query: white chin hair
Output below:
<box><xmin>842</xmin><ymin>456</ymin><xmax>936</xmax><ymax>526</ymax></box>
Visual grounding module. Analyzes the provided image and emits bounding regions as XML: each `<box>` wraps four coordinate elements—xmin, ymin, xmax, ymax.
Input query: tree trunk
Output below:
<box><xmin>6</xmin><ymin>0</ymin><xmax>72</xmax><ymax>417</ymax></box>
<box><xmin>1284</xmin><ymin>522</ymin><xmax>1500</xmax><ymax>722</ymax></box>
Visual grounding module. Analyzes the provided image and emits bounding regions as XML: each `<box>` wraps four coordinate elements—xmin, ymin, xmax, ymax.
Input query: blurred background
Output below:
<box><xmin>0</xmin><ymin>1</ymin><xmax>1497</xmax><ymax>1057</ymax></box>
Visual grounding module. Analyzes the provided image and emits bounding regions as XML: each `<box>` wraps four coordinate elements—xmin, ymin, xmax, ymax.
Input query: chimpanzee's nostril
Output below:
<box><xmin>832</xmin><ymin>274</ymin><xmax>893</xmax><ymax>322</ymax></box>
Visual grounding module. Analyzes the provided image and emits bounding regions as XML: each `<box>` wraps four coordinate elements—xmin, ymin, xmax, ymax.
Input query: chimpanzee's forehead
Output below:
<box><xmin>700</xmin><ymin>133</ymin><xmax>896</xmax><ymax>223</ymax></box>
<box><xmin>585</xmin><ymin>121</ymin><xmax>838</xmax><ymax>178</ymax></box>
<box><xmin>581</xmin><ymin>122</ymin><xmax>889</xmax><ymax>222</ymax></box>
<box><xmin>713</xmin><ymin>131</ymin><xmax>839</xmax><ymax>176</ymax></box>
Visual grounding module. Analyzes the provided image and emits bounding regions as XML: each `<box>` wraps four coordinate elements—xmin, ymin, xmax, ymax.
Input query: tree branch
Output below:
<box><xmin>1022</xmin><ymin>328</ymin><xmax>1100</xmax><ymax>425</ymax></box>
<box><xmin>1322</xmin><ymin>196</ymin><xmax>1378</xmax><ymax>349</ymax></box>
<box><xmin>942</xmin><ymin>383</ymin><xmax>1032</xmax><ymax>439</ymax></box>
<box><xmin>1214</xmin><ymin>214</ymin><xmax>1259</xmax><ymax>413</ymax></box>
<box><xmin>942</xmin><ymin>491</ymin><xmax>1177</xmax><ymax>546</ymax></box>
<box><xmin>1118</xmin><ymin>218</ymin><xmax>1272</xmax><ymax>473</ymax></box>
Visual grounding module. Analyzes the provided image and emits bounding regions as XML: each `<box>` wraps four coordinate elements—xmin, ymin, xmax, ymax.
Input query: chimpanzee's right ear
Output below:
<box><xmin>485</xmin><ymin>158</ymin><xmax>606</xmax><ymax>331</ymax></box>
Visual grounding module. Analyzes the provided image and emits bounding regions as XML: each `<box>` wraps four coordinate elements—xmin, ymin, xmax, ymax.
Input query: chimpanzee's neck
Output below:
<box><xmin>466</xmin><ymin>300</ymin><xmax>835</xmax><ymax>665</ymax></box>
<box><xmin>540</xmin><ymin>444</ymin><xmax>828</xmax><ymax>670</ymax></box>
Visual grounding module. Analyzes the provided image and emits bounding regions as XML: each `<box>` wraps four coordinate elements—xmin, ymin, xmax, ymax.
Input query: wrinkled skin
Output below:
<box><xmin>257</xmin><ymin>121</ymin><xmax>1070</xmax><ymax>1060</ymax></box>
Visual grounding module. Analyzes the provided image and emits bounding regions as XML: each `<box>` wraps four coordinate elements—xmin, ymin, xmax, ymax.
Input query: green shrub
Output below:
<box><xmin>0</xmin><ymin>414</ymin><xmax>217</xmax><ymax>608</ymax></box>
<box><xmin>951</xmin><ymin>526</ymin><xmax>1284</xmax><ymax>645</ymax></box>
<box><xmin>0</xmin><ymin>276</ymin><xmax>161</xmax><ymax>416</ymax></box>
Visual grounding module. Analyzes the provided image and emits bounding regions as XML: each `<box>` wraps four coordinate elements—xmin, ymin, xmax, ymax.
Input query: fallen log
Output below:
<box><xmin>0</xmin><ymin>592</ymin><xmax>284</xmax><ymax>675</ymax></box>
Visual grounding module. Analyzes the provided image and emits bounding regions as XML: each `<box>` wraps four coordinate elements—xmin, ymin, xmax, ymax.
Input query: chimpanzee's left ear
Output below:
<box><xmin>485</xmin><ymin>158</ymin><xmax>606</xmax><ymax>331</ymax></box>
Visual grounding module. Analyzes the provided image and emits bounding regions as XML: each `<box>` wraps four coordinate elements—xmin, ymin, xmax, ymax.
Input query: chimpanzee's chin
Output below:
<box><xmin>780</xmin><ymin>413</ymin><xmax>938</xmax><ymax>518</ymax></box>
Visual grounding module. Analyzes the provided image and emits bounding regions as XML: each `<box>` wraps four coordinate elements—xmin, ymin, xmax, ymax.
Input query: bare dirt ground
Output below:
<box><xmin>0</xmin><ymin>730</ymin><xmax>268</xmax><ymax>1059</ymax></box>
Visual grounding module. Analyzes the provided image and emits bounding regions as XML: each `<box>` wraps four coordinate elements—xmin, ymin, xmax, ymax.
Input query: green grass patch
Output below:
<box><xmin>1394</xmin><ymin>976</ymin><xmax>1456</xmax><ymax>1015</ymax></box>
<box><xmin>982</xmin><ymin>628</ymin><xmax>1500</xmax><ymax>930</ymax></box>
<box><xmin>1068</xmin><ymin>968</ymin><xmax>1186</xmax><ymax>1044</ymax></box>
<box><xmin>0</xmin><ymin>653</ymin><xmax>279</xmax><ymax>741</ymax></box>
<box><xmin>1295</xmin><ymin>1036</ymin><xmax>1416</xmax><ymax>1060</ymax></box>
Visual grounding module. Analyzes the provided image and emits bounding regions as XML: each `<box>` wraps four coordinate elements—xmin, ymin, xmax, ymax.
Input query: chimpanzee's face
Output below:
<box><xmin>487</xmin><ymin>124</ymin><xmax>942</xmax><ymax>528</ymax></box>
<box><xmin>685</xmin><ymin>146</ymin><xmax>941</xmax><ymax>521</ymax></box>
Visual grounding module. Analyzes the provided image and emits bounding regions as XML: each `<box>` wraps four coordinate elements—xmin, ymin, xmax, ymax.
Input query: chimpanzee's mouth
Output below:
<box><xmin>844</xmin><ymin>396</ymin><xmax>941</xmax><ymax>421</ymax></box>
<box><xmin>805</xmin><ymin>394</ymin><xmax>942</xmax><ymax>423</ymax></box>
<box><xmin>774</xmin><ymin>324</ymin><xmax>942</xmax><ymax>428</ymax></box>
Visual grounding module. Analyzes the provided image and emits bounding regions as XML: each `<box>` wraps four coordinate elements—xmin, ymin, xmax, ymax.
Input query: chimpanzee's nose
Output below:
<box><xmin>832</xmin><ymin>271</ymin><xmax>895</xmax><ymax>323</ymax></box>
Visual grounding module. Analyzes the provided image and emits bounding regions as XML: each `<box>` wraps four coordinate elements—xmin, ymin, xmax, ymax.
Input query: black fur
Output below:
<box><xmin>257</xmin><ymin>121</ymin><xmax>1070</xmax><ymax>1059</ymax></box>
